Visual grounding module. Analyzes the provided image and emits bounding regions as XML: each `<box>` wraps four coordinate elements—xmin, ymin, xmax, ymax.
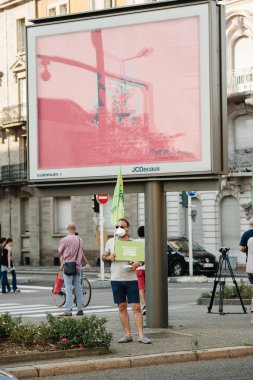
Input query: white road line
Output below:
<box><xmin>19</xmin><ymin>285</ymin><xmax>53</xmax><ymax>290</ymax></box>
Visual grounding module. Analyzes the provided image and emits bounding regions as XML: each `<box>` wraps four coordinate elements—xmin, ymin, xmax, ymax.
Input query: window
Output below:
<box><xmin>235</xmin><ymin>115</ymin><xmax>253</xmax><ymax>151</ymax></box>
<box><xmin>54</xmin><ymin>197</ymin><xmax>71</xmax><ymax>234</ymax></box>
<box><xmin>233</xmin><ymin>37</ymin><xmax>253</xmax><ymax>71</ymax></box>
<box><xmin>17</xmin><ymin>18</ymin><xmax>26</xmax><ymax>54</ymax></box>
<box><xmin>221</xmin><ymin>196</ymin><xmax>240</xmax><ymax>249</ymax></box>
<box><xmin>91</xmin><ymin>0</ymin><xmax>114</xmax><ymax>10</ymax></box>
<box><xmin>21</xmin><ymin>198</ymin><xmax>30</xmax><ymax>234</ymax></box>
<box><xmin>60</xmin><ymin>4</ymin><xmax>68</xmax><ymax>14</ymax></box>
<box><xmin>48</xmin><ymin>8</ymin><xmax>57</xmax><ymax>16</ymax></box>
<box><xmin>47</xmin><ymin>1</ymin><xmax>69</xmax><ymax>16</ymax></box>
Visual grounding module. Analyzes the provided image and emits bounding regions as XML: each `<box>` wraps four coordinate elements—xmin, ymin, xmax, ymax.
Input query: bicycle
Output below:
<box><xmin>52</xmin><ymin>266</ymin><xmax>92</xmax><ymax>308</ymax></box>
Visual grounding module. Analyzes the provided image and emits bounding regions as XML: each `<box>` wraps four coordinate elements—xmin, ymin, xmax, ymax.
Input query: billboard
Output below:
<box><xmin>27</xmin><ymin>1</ymin><xmax>225</xmax><ymax>181</ymax></box>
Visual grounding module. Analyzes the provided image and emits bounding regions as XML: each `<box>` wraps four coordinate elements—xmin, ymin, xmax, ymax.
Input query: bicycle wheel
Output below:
<box><xmin>82</xmin><ymin>278</ymin><xmax>91</xmax><ymax>308</ymax></box>
<box><xmin>52</xmin><ymin>285</ymin><xmax>66</xmax><ymax>307</ymax></box>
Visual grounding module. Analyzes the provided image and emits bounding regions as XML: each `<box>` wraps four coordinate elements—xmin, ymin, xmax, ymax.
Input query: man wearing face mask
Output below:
<box><xmin>102</xmin><ymin>218</ymin><xmax>150</xmax><ymax>344</ymax></box>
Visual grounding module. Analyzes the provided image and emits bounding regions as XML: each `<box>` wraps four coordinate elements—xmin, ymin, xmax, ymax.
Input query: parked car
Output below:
<box><xmin>0</xmin><ymin>371</ymin><xmax>18</xmax><ymax>380</ymax></box>
<box><xmin>167</xmin><ymin>237</ymin><xmax>218</xmax><ymax>276</ymax></box>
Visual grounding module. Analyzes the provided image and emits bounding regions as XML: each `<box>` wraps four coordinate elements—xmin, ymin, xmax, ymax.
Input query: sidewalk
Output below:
<box><xmin>2</xmin><ymin>268</ymin><xmax>253</xmax><ymax>378</ymax></box>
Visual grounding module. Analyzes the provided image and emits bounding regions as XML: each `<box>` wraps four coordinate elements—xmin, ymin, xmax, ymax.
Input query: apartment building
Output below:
<box><xmin>0</xmin><ymin>0</ymin><xmax>252</xmax><ymax>266</ymax></box>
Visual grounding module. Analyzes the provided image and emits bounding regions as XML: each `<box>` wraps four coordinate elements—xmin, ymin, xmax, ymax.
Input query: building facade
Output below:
<box><xmin>0</xmin><ymin>0</ymin><xmax>252</xmax><ymax>267</ymax></box>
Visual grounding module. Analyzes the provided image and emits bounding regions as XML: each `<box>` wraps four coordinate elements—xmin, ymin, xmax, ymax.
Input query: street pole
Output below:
<box><xmin>100</xmin><ymin>204</ymin><xmax>105</xmax><ymax>280</ymax></box>
<box><xmin>145</xmin><ymin>181</ymin><xmax>168</xmax><ymax>328</ymax></box>
<box><xmin>188</xmin><ymin>195</ymin><xmax>193</xmax><ymax>276</ymax></box>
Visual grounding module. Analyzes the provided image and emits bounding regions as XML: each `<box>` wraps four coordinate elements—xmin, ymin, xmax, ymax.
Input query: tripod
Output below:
<box><xmin>207</xmin><ymin>247</ymin><xmax>247</xmax><ymax>315</ymax></box>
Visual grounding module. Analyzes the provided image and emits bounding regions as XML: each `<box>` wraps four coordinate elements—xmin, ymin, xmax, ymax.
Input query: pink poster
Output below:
<box><xmin>36</xmin><ymin>16</ymin><xmax>201</xmax><ymax>170</ymax></box>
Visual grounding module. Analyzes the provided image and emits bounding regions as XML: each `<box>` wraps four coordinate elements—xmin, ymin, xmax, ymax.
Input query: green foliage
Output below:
<box><xmin>0</xmin><ymin>313</ymin><xmax>113</xmax><ymax>350</ymax></box>
<box><xmin>0</xmin><ymin>313</ymin><xmax>22</xmax><ymax>338</ymax></box>
<box><xmin>201</xmin><ymin>280</ymin><xmax>253</xmax><ymax>299</ymax></box>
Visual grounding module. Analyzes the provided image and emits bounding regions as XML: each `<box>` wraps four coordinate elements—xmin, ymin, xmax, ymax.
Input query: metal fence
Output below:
<box><xmin>228</xmin><ymin>151</ymin><xmax>253</xmax><ymax>173</ymax></box>
<box><xmin>0</xmin><ymin>163</ymin><xmax>27</xmax><ymax>183</ymax></box>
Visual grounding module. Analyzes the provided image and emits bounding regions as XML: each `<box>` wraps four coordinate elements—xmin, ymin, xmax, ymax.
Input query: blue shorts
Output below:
<box><xmin>111</xmin><ymin>280</ymin><xmax>140</xmax><ymax>305</ymax></box>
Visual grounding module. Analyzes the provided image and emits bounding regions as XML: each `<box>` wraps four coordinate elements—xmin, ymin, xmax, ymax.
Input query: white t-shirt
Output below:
<box><xmin>104</xmin><ymin>237</ymin><xmax>137</xmax><ymax>281</ymax></box>
<box><xmin>246</xmin><ymin>237</ymin><xmax>253</xmax><ymax>273</ymax></box>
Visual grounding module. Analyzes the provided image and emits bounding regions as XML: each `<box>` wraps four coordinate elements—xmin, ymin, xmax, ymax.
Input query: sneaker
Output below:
<box><xmin>118</xmin><ymin>336</ymin><xmax>133</xmax><ymax>343</ymax></box>
<box><xmin>142</xmin><ymin>306</ymin><xmax>146</xmax><ymax>316</ymax></box>
<box><xmin>13</xmin><ymin>288</ymin><xmax>21</xmax><ymax>293</ymax></box>
<box><xmin>59</xmin><ymin>312</ymin><xmax>72</xmax><ymax>317</ymax></box>
<box><xmin>76</xmin><ymin>310</ymin><xmax>84</xmax><ymax>316</ymax></box>
<box><xmin>138</xmin><ymin>335</ymin><xmax>151</xmax><ymax>344</ymax></box>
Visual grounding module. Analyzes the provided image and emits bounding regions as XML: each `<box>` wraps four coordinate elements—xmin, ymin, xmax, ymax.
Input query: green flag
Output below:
<box><xmin>111</xmin><ymin>167</ymin><xmax>124</xmax><ymax>226</ymax></box>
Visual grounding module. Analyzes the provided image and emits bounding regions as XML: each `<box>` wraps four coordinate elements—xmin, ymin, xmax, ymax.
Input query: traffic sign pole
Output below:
<box><xmin>186</xmin><ymin>191</ymin><xmax>196</xmax><ymax>277</ymax></box>
<box><xmin>99</xmin><ymin>204</ymin><xmax>105</xmax><ymax>280</ymax></box>
<box><xmin>97</xmin><ymin>194</ymin><xmax>109</xmax><ymax>281</ymax></box>
<box><xmin>188</xmin><ymin>195</ymin><xmax>193</xmax><ymax>276</ymax></box>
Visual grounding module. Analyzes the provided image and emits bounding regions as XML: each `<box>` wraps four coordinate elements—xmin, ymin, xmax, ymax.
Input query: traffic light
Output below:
<box><xmin>92</xmin><ymin>195</ymin><xmax>100</xmax><ymax>213</ymax></box>
<box><xmin>179</xmin><ymin>191</ymin><xmax>188</xmax><ymax>208</ymax></box>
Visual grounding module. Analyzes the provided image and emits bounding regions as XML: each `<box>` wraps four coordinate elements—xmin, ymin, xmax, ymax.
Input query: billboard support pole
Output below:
<box><xmin>145</xmin><ymin>181</ymin><xmax>168</xmax><ymax>328</ymax></box>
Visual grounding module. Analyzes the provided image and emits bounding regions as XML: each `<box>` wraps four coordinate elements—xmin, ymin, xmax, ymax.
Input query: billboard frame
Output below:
<box><xmin>26</xmin><ymin>0</ymin><xmax>227</xmax><ymax>185</ymax></box>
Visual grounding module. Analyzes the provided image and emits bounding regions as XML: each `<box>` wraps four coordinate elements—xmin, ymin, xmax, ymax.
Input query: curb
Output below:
<box><xmin>0</xmin><ymin>347</ymin><xmax>109</xmax><ymax>365</ymax></box>
<box><xmin>197</xmin><ymin>298</ymin><xmax>251</xmax><ymax>305</ymax></box>
<box><xmin>169</xmin><ymin>276</ymin><xmax>208</xmax><ymax>283</ymax></box>
<box><xmin>5</xmin><ymin>346</ymin><xmax>253</xmax><ymax>379</ymax></box>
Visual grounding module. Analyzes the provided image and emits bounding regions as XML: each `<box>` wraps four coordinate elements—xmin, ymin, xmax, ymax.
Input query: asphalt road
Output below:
<box><xmin>27</xmin><ymin>356</ymin><xmax>253</xmax><ymax>380</ymax></box>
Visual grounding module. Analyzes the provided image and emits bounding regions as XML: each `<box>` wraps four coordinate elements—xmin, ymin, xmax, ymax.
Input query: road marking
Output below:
<box><xmin>0</xmin><ymin>302</ymin><xmax>198</xmax><ymax>318</ymax></box>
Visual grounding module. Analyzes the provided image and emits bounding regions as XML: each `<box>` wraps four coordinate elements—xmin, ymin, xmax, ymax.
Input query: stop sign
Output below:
<box><xmin>97</xmin><ymin>194</ymin><xmax>109</xmax><ymax>205</ymax></box>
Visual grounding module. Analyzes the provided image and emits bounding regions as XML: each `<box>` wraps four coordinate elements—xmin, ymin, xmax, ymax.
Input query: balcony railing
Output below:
<box><xmin>0</xmin><ymin>163</ymin><xmax>27</xmax><ymax>183</ymax></box>
<box><xmin>1</xmin><ymin>103</ymin><xmax>27</xmax><ymax>126</ymax></box>
<box><xmin>228</xmin><ymin>151</ymin><xmax>253</xmax><ymax>174</ymax></box>
<box><xmin>227</xmin><ymin>67</ymin><xmax>253</xmax><ymax>96</ymax></box>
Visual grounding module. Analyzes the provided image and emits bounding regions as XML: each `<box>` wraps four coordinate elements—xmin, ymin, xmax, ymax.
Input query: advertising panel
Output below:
<box><xmin>27</xmin><ymin>2</ymin><xmax>219</xmax><ymax>181</ymax></box>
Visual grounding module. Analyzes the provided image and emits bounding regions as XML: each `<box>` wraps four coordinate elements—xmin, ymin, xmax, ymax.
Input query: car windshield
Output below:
<box><xmin>168</xmin><ymin>240</ymin><xmax>205</xmax><ymax>252</ymax></box>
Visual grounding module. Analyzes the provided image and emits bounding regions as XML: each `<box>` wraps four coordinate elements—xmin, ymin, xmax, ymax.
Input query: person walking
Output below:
<box><xmin>239</xmin><ymin>218</ymin><xmax>253</xmax><ymax>258</ymax></box>
<box><xmin>58</xmin><ymin>223</ymin><xmax>84</xmax><ymax>317</ymax></box>
<box><xmin>1</xmin><ymin>238</ymin><xmax>20</xmax><ymax>293</ymax></box>
<box><xmin>135</xmin><ymin>226</ymin><xmax>146</xmax><ymax>315</ymax></box>
<box><xmin>102</xmin><ymin>218</ymin><xmax>150</xmax><ymax>344</ymax></box>
<box><xmin>0</xmin><ymin>237</ymin><xmax>7</xmax><ymax>284</ymax></box>
<box><xmin>239</xmin><ymin>217</ymin><xmax>253</xmax><ymax>284</ymax></box>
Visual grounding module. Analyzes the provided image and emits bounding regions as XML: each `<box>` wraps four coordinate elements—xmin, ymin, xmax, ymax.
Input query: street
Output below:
<box><xmin>27</xmin><ymin>356</ymin><xmax>253</xmax><ymax>380</ymax></box>
<box><xmin>1</xmin><ymin>272</ymin><xmax>253</xmax><ymax>379</ymax></box>
<box><xmin>0</xmin><ymin>276</ymin><xmax>232</xmax><ymax>322</ymax></box>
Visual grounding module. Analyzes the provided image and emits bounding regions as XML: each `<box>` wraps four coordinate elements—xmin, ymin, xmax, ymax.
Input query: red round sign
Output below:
<box><xmin>96</xmin><ymin>194</ymin><xmax>109</xmax><ymax>205</ymax></box>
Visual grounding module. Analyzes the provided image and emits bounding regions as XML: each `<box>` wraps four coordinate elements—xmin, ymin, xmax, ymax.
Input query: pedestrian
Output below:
<box><xmin>58</xmin><ymin>223</ymin><xmax>84</xmax><ymax>317</ymax></box>
<box><xmin>246</xmin><ymin>235</ymin><xmax>253</xmax><ymax>325</ymax></box>
<box><xmin>239</xmin><ymin>217</ymin><xmax>253</xmax><ymax>283</ymax></box>
<box><xmin>1</xmin><ymin>238</ymin><xmax>20</xmax><ymax>293</ymax></box>
<box><xmin>135</xmin><ymin>226</ymin><xmax>146</xmax><ymax>315</ymax></box>
<box><xmin>0</xmin><ymin>237</ymin><xmax>7</xmax><ymax>284</ymax></box>
<box><xmin>102</xmin><ymin>218</ymin><xmax>150</xmax><ymax>344</ymax></box>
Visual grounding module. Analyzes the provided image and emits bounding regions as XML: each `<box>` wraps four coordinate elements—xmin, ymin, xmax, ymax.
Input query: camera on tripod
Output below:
<box><xmin>219</xmin><ymin>247</ymin><xmax>230</xmax><ymax>257</ymax></box>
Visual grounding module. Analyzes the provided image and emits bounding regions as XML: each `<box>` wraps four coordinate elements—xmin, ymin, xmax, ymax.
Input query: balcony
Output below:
<box><xmin>0</xmin><ymin>163</ymin><xmax>27</xmax><ymax>184</ymax></box>
<box><xmin>227</xmin><ymin>67</ymin><xmax>253</xmax><ymax>98</ymax></box>
<box><xmin>1</xmin><ymin>103</ymin><xmax>27</xmax><ymax>126</ymax></box>
<box><xmin>228</xmin><ymin>151</ymin><xmax>253</xmax><ymax>175</ymax></box>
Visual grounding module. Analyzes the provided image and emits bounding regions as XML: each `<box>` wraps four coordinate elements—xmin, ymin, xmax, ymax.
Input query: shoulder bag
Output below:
<box><xmin>63</xmin><ymin>239</ymin><xmax>80</xmax><ymax>276</ymax></box>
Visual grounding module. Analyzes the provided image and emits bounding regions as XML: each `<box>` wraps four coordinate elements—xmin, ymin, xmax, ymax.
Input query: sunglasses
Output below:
<box><xmin>115</xmin><ymin>225</ymin><xmax>127</xmax><ymax>229</ymax></box>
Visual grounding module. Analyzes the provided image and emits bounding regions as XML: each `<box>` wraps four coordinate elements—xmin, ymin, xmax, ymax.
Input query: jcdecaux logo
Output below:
<box><xmin>131</xmin><ymin>166</ymin><xmax>160</xmax><ymax>173</ymax></box>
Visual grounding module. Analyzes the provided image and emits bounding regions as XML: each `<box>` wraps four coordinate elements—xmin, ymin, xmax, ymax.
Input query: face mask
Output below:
<box><xmin>116</xmin><ymin>227</ymin><xmax>126</xmax><ymax>237</ymax></box>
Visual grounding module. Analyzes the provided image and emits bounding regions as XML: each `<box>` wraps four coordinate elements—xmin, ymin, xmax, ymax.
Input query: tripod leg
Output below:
<box><xmin>208</xmin><ymin>256</ymin><xmax>223</xmax><ymax>313</ymax></box>
<box><xmin>226</xmin><ymin>257</ymin><xmax>247</xmax><ymax>314</ymax></box>
<box><xmin>219</xmin><ymin>281</ymin><xmax>225</xmax><ymax>314</ymax></box>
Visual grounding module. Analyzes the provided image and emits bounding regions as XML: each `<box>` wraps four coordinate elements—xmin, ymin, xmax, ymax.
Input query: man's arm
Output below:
<box><xmin>102</xmin><ymin>251</ymin><xmax>115</xmax><ymax>262</ymax></box>
<box><xmin>239</xmin><ymin>245</ymin><xmax>246</xmax><ymax>252</ymax></box>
